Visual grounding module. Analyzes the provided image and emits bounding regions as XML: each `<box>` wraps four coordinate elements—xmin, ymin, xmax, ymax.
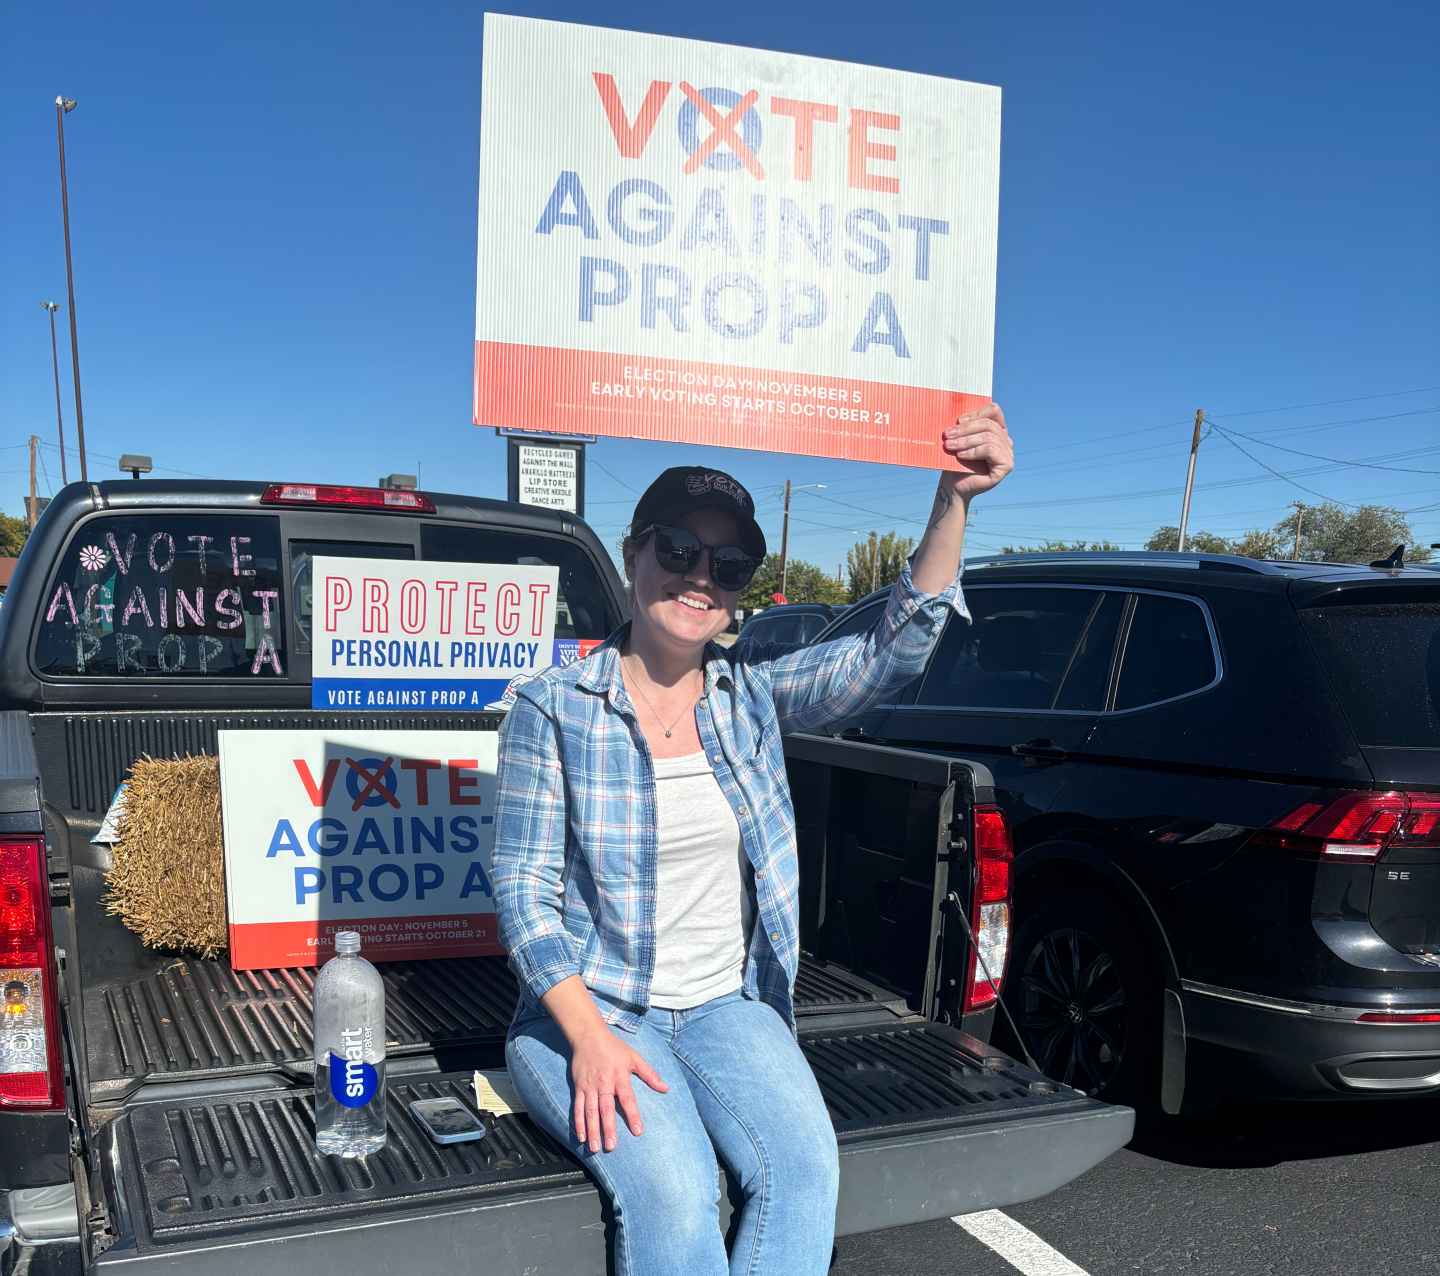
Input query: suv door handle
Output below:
<box><xmin>1011</xmin><ymin>737</ymin><xmax>1069</xmax><ymax>765</ymax></box>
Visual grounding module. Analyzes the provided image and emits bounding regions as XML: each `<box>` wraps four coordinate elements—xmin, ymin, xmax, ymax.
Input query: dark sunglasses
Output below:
<box><xmin>638</xmin><ymin>524</ymin><xmax>760</xmax><ymax>591</ymax></box>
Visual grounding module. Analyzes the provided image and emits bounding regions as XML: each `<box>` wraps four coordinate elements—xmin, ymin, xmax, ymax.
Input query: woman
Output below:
<box><xmin>492</xmin><ymin>406</ymin><xmax>1014</xmax><ymax>1275</ymax></box>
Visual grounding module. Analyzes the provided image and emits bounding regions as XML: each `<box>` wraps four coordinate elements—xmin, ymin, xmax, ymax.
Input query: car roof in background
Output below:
<box><xmin>821</xmin><ymin>550</ymin><xmax>1440</xmax><ymax>629</ymax></box>
<box><xmin>963</xmin><ymin>550</ymin><xmax>1440</xmax><ymax>587</ymax></box>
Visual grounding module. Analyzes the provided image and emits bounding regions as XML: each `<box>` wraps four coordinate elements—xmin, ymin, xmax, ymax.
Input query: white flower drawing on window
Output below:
<box><xmin>78</xmin><ymin>545</ymin><xmax>109</xmax><ymax>572</ymax></box>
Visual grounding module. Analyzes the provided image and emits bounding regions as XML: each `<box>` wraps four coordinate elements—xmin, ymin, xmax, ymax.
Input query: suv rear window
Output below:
<box><xmin>1301</xmin><ymin>601</ymin><xmax>1440</xmax><ymax>747</ymax></box>
<box><xmin>35</xmin><ymin>515</ymin><xmax>285</xmax><ymax>678</ymax></box>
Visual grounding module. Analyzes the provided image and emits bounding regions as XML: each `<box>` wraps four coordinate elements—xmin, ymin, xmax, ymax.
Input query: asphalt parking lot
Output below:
<box><xmin>834</xmin><ymin>1098</ymin><xmax>1440</xmax><ymax>1275</ymax></box>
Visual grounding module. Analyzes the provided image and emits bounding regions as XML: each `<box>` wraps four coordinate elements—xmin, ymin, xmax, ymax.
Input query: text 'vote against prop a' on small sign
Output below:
<box><xmin>474</xmin><ymin>15</ymin><xmax>1001</xmax><ymax>469</ymax></box>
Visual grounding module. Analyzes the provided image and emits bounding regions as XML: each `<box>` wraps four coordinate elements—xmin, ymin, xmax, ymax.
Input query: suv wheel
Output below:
<box><xmin>1003</xmin><ymin>889</ymin><xmax>1159</xmax><ymax>1105</ymax></box>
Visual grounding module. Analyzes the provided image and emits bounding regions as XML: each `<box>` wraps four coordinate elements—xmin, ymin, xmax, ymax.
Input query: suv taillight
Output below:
<box><xmin>1262</xmin><ymin>792</ymin><xmax>1440</xmax><ymax>860</ymax></box>
<box><xmin>260</xmin><ymin>483</ymin><xmax>436</xmax><ymax>513</ymax></box>
<box><xmin>0</xmin><ymin>836</ymin><xmax>64</xmax><ymax>1109</ymax></box>
<box><xmin>964</xmin><ymin>805</ymin><xmax>1013</xmax><ymax>1012</ymax></box>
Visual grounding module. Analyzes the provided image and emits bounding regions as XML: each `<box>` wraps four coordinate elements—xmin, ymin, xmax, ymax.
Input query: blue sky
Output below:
<box><xmin>4</xmin><ymin>0</ymin><xmax>1437</xmax><ymax>571</ymax></box>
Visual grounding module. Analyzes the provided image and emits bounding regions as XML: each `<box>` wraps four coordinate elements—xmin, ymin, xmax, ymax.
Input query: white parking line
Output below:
<box><xmin>952</xmin><ymin>1210</ymin><xmax>1091</xmax><ymax>1276</ymax></box>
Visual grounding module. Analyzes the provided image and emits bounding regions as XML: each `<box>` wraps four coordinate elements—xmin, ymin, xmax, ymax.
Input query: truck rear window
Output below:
<box><xmin>34</xmin><ymin>515</ymin><xmax>286</xmax><ymax>678</ymax></box>
<box><xmin>420</xmin><ymin>525</ymin><xmax>616</xmax><ymax>639</ymax></box>
<box><xmin>1301</xmin><ymin>602</ymin><xmax>1440</xmax><ymax>747</ymax></box>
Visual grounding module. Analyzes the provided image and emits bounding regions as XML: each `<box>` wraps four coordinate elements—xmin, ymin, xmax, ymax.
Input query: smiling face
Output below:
<box><xmin>627</xmin><ymin>508</ymin><xmax>741</xmax><ymax>661</ymax></box>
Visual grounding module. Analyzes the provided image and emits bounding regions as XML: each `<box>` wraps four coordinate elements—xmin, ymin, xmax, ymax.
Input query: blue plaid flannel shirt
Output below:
<box><xmin>491</xmin><ymin>559</ymin><xmax>968</xmax><ymax>1035</ymax></box>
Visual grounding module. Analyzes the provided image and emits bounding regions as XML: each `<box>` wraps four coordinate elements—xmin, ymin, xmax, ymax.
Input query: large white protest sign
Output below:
<box><xmin>220</xmin><ymin>730</ymin><xmax>504</xmax><ymax>968</ymax></box>
<box><xmin>310</xmin><ymin>556</ymin><xmax>559</xmax><ymax>711</ymax></box>
<box><xmin>474</xmin><ymin>15</ymin><xmax>1001</xmax><ymax>469</ymax></box>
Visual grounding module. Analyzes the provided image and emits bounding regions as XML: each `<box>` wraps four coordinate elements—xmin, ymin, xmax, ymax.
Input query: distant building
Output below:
<box><xmin>0</xmin><ymin>556</ymin><xmax>17</xmax><ymax>605</ymax></box>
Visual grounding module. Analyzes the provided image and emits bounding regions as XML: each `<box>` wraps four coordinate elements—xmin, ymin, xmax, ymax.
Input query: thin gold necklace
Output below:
<box><xmin>624</xmin><ymin>659</ymin><xmax>700</xmax><ymax>739</ymax></box>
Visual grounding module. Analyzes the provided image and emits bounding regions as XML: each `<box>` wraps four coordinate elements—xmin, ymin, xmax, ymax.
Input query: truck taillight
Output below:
<box><xmin>0</xmin><ymin>836</ymin><xmax>64</xmax><ymax>1109</ymax></box>
<box><xmin>1262</xmin><ymin>792</ymin><xmax>1440</xmax><ymax>860</ymax></box>
<box><xmin>964</xmin><ymin>805</ymin><xmax>1013</xmax><ymax>1012</ymax></box>
<box><xmin>260</xmin><ymin>483</ymin><xmax>436</xmax><ymax>513</ymax></box>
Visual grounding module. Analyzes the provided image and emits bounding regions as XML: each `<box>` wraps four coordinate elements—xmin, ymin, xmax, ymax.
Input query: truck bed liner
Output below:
<box><xmin>85</xmin><ymin>954</ymin><xmax>910</xmax><ymax>1098</ymax></box>
<box><xmin>95</xmin><ymin>1022</ymin><xmax>1130</xmax><ymax>1270</ymax></box>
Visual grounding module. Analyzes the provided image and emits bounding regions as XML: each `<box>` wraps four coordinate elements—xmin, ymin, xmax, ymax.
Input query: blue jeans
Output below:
<box><xmin>506</xmin><ymin>989</ymin><xmax>840</xmax><ymax>1276</ymax></box>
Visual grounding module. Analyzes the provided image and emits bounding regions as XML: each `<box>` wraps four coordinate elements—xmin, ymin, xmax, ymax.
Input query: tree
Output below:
<box><xmin>738</xmin><ymin>554</ymin><xmax>847</xmax><ymax>612</ymax></box>
<box><xmin>1274</xmin><ymin>503</ymin><xmax>1431</xmax><ymax>564</ymax></box>
<box><xmin>0</xmin><ymin>512</ymin><xmax>30</xmax><ymax>558</ymax></box>
<box><xmin>1229</xmin><ymin>528</ymin><xmax>1285</xmax><ymax>560</ymax></box>
<box><xmin>1144</xmin><ymin>526</ymin><xmax>1232</xmax><ymax>554</ymax></box>
<box><xmin>845</xmin><ymin>531</ymin><xmax>915</xmax><ymax>602</ymax></box>
<box><xmin>999</xmin><ymin>539</ymin><xmax>1123</xmax><ymax>554</ymax></box>
<box><xmin>1145</xmin><ymin>505</ymin><xmax>1431</xmax><ymax>563</ymax></box>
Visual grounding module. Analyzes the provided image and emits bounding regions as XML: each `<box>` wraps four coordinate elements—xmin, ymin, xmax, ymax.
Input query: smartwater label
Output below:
<box><xmin>329</xmin><ymin>1048</ymin><xmax>379</xmax><ymax>1108</ymax></box>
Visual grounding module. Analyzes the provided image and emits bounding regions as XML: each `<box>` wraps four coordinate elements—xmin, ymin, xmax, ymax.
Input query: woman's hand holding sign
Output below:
<box><xmin>943</xmin><ymin>402</ymin><xmax>1014</xmax><ymax>502</ymax></box>
<box><xmin>910</xmin><ymin>401</ymin><xmax>1015</xmax><ymax>595</ymax></box>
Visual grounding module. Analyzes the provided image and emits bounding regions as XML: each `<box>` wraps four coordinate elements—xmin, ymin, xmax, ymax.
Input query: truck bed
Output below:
<box><xmin>83</xmin><ymin>953</ymin><xmax>908</xmax><ymax>1099</ymax></box>
<box><xmin>28</xmin><ymin>710</ymin><xmax>1133</xmax><ymax>1270</ymax></box>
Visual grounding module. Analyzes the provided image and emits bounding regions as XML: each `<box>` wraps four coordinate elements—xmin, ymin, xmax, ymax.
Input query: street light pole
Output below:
<box><xmin>55</xmin><ymin>96</ymin><xmax>88</xmax><ymax>482</ymax></box>
<box><xmin>40</xmin><ymin>301</ymin><xmax>68</xmax><ymax>485</ymax></box>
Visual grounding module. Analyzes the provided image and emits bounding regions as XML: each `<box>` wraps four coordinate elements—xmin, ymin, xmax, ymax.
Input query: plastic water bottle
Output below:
<box><xmin>313</xmin><ymin>931</ymin><xmax>387</xmax><ymax>1158</ymax></box>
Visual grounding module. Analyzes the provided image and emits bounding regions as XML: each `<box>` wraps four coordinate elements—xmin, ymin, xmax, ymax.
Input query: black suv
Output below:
<box><xmin>815</xmin><ymin>551</ymin><xmax>1440</xmax><ymax>1111</ymax></box>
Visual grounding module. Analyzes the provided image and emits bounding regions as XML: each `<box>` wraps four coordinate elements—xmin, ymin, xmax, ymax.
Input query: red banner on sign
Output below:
<box><xmin>229</xmin><ymin>914</ymin><xmax>501</xmax><ymax>970</ymax></box>
<box><xmin>475</xmin><ymin>341</ymin><xmax>988</xmax><ymax>470</ymax></box>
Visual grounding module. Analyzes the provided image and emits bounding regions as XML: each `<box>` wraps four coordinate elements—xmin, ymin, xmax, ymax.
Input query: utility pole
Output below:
<box><xmin>1291</xmin><ymin>501</ymin><xmax>1306</xmax><ymax>560</ymax></box>
<box><xmin>40</xmin><ymin>301</ymin><xmax>68</xmax><ymax>484</ymax></box>
<box><xmin>1176</xmin><ymin>408</ymin><xmax>1205</xmax><ymax>552</ymax></box>
<box><xmin>778</xmin><ymin>479</ymin><xmax>792</xmax><ymax>599</ymax></box>
<box><xmin>27</xmin><ymin>436</ymin><xmax>40</xmax><ymax>529</ymax></box>
<box><xmin>55</xmin><ymin>96</ymin><xmax>88</xmax><ymax>481</ymax></box>
<box><xmin>870</xmin><ymin>532</ymin><xmax>880</xmax><ymax>592</ymax></box>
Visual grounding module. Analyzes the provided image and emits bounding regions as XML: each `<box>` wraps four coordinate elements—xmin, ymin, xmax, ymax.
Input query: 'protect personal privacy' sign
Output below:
<box><xmin>220</xmin><ymin>730</ymin><xmax>504</xmax><ymax>968</ymax></box>
<box><xmin>310</xmin><ymin>557</ymin><xmax>559</xmax><ymax>711</ymax></box>
<box><xmin>474</xmin><ymin>15</ymin><xmax>1001</xmax><ymax>469</ymax></box>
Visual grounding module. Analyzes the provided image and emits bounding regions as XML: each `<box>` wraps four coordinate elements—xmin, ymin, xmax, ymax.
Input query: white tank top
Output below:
<box><xmin>648</xmin><ymin>751</ymin><xmax>756</xmax><ymax>1010</ymax></box>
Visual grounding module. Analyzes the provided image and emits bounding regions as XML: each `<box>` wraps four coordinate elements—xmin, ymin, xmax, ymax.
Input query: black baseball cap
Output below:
<box><xmin>631</xmin><ymin>466</ymin><xmax>767</xmax><ymax>559</ymax></box>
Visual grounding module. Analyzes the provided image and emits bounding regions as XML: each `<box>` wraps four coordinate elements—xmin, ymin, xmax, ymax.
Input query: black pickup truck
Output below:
<box><xmin>0</xmin><ymin>479</ymin><xmax>1132</xmax><ymax>1275</ymax></box>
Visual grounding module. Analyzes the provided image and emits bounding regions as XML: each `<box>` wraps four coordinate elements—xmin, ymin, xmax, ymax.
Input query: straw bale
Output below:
<box><xmin>105</xmin><ymin>754</ymin><xmax>228</xmax><ymax>957</ymax></box>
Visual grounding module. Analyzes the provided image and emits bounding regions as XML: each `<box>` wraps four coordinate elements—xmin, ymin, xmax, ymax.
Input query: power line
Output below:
<box><xmin>33</xmin><ymin>437</ymin><xmax>214</xmax><ymax>480</ymax></box>
<box><xmin>1205</xmin><ymin>427</ymin><xmax>1440</xmax><ymax>475</ymax></box>
<box><xmin>589</xmin><ymin>457</ymin><xmax>641</xmax><ymax>495</ymax></box>
<box><xmin>1229</xmin><ymin>405</ymin><xmax>1440</xmax><ymax>440</ymax></box>
<box><xmin>1209</xmin><ymin>426</ymin><xmax>1360</xmax><ymax>509</ymax></box>
<box><xmin>784</xmin><ymin>399</ymin><xmax>1440</xmax><ymax>503</ymax></box>
<box><xmin>1208</xmin><ymin>386</ymin><xmax>1440</xmax><ymax>421</ymax></box>
<box><xmin>885</xmin><ymin>440</ymin><xmax>1440</xmax><ymax>515</ymax></box>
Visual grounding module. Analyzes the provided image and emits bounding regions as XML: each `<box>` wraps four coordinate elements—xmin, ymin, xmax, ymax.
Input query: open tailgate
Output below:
<box><xmin>88</xmin><ymin>1025</ymin><xmax>1125</xmax><ymax>1273</ymax></box>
